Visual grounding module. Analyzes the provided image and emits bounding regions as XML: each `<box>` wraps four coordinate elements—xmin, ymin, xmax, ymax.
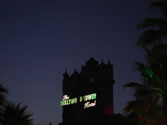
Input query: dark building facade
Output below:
<box><xmin>60</xmin><ymin>58</ymin><xmax>126</xmax><ymax>125</ymax></box>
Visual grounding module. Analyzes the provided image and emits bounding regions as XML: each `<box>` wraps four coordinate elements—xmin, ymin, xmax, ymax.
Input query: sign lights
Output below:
<box><xmin>84</xmin><ymin>100</ymin><xmax>96</xmax><ymax>108</ymax></box>
<box><xmin>60</xmin><ymin>93</ymin><xmax>96</xmax><ymax>108</ymax></box>
<box><xmin>62</xmin><ymin>95</ymin><xmax>70</xmax><ymax>100</ymax></box>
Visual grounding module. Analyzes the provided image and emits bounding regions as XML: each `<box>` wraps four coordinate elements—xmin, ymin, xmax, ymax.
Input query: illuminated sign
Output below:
<box><xmin>60</xmin><ymin>93</ymin><xmax>96</xmax><ymax>108</ymax></box>
<box><xmin>60</xmin><ymin>97</ymin><xmax>78</xmax><ymax>106</ymax></box>
<box><xmin>62</xmin><ymin>95</ymin><xmax>69</xmax><ymax>100</ymax></box>
<box><xmin>84</xmin><ymin>100</ymin><xmax>96</xmax><ymax>108</ymax></box>
<box><xmin>79</xmin><ymin>93</ymin><xmax>96</xmax><ymax>102</ymax></box>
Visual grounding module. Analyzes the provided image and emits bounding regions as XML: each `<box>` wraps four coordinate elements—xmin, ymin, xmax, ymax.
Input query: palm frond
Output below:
<box><xmin>134</xmin><ymin>88</ymin><xmax>152</xmax><ymax>98</ymax></box>
<box><xmin>151</xmin><ymin>87</ymin><xmax>164</xmax><ymax>97</ymax></box>
<box><xmin>150</xmin><ymin>1</ymin><xmax>167</xmax><ymax>11</ymax></box>
<box><xmin>150</xmin><ymin>1</ymin><xmax>165</xmax><ymax>8</ymax></box>
<box><xmin>2</xmin><ymin>102</ymin><xmax>33</xmax><ymax>125</ymax></box>
<box><xmin>124</xmin><ymin>99</ymin><xmax>145</xmax><ymax>114</ymax></box>
<box><xmin>137</xmin><ymin>18</ymin><xmax>167</xmax><ymax>30</ymax></box>
<box><xmin>135</xmin><ymin>62</ymin><xmax>146</xmax><ymax>71</ymax></box>
<box><xmin>147</xmin><ymin>44</ymin><xmax>167</xmax><ymax>65</ymax></box>
<box><xmin>124</xmin><ymin>82</ymin><xmax>144</xmax><ymax>88</ymax></box>
<box><xmin>137</xmin><ymin>29</ymin><xmax>163</xmax><ymax>47</ymax></box>
<box><xmin>0</xmin><ymin>84</ymin><xmax>8</xmax><ymax>94</ymax></box>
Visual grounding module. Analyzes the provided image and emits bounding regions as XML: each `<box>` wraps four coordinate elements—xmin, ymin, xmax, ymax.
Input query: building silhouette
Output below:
<box><xmin>60</xmin><ymin>57</ymin><xmax>126</xmax><ymax>125</ymax></box>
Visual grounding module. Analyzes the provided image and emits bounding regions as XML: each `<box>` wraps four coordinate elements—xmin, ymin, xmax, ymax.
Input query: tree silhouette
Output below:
<box><xmin>137</xmin><ymin>1</ymin><xmax>167</xmax><ymax>47</ymax></box>
<box><xmin>137</xmin><ymin>0</ymin><xmax>167</xmax><ymax>124</ymax></box>
<box><xmin>124</xmin><ymin>63</ymin><xmax>164</xmax><ymax>125</ymax></box>
<box><xmin>124</xmin><ymin>0</ymin><xmax>167</xmax><ymax>124</ymax></box>
<box><xmin>1</xmin><ymin>102</ymin><xmax>33</xmax><ymax>125</ymax></box>
<box><xmin>0</xmin><ymin>84</ymin><xmax>8</xmax><ymax>107</ymax></box>
<box><xmin>137</xmin><ymin>0</ymin><xmax>167</xmax><ymax>67</ymax></box>
<box><xmin>0</xmin><ymin>84</ymin><xmax>8</xmax><ymax>122</ymax></box>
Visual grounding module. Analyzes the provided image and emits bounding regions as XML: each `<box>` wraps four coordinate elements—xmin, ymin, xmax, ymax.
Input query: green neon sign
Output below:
<box><xmin>60</xmin><ymin>93</ymin><xmax>96</xmax><ymax>106</ymax></box>
<box><xmin>80</xmin><ymin>93</ymin><xmax>96</xmax><ymax>102</ymax></box>
<box><xmin>60</xmin><ymin>97</ymin><xmax>77</xmax><ymax>106</ymax></box>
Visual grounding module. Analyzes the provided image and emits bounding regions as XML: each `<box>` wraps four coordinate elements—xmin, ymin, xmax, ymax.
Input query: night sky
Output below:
<box><xmin>1</xmin><ymin>0</ymin><xmax>153</xmax><ymax>124</ymax></box>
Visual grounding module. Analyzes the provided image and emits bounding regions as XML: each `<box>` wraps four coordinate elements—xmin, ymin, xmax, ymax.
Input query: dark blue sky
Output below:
<box><xmin>1</xmin><ymin>0</ymin><xmax>153</xmax><ymax>124</ymax></box>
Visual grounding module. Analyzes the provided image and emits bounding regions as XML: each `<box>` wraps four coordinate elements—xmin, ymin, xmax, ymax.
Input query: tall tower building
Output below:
<box><xmin>60</xmin><ymin>57</ymin><xmax>115</xmax><ymax>125</ymax></box>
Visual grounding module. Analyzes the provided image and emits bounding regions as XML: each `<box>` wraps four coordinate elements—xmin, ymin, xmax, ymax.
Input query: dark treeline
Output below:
<box><xmin>0</xmin><ymin>83</ymin><xmax>33</xmax><ymax>125</ymax></box>
<box><xmin>0</xmin><ymin>83</ymin><xmax>53</xmax><ymax>125</ymax></box>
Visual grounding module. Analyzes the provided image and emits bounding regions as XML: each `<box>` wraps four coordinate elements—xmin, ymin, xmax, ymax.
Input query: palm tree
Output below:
<box><xmin>137</xmin><ymin>0</ymin><xmax>167</xmax><ymax>124</ymax></box>
<box><xmin>124</xmin><ymin>0</ymin><xmax>167</xmax><ymax>124</ymax></box>
<box><xmin>0</xmin><ymin>84</ymin><xmax>8</xmax><ymax>122</ymax></box>
<box><xmin>125</xmin><ymin>99</ymin><xmax>163</xmax><ymax>125</ymax></box>
<box><xmin>1</xmin><ymin>102</ymin><xmax>33</xmax><ymax>125</ymax></box>
<box><xmin>137</xmin><ymin>0</ymin><xmax>167</xmax><ymax>48</ymax></box>
<box><xmin>137</xmin><ymin>0</ymin><xmax>167</xmax><ymax>79</ymax></box>
<box><xmin>124</xmin><ymin>63</ymin><xmax>164</xmax><ymax>125</ymax></box>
